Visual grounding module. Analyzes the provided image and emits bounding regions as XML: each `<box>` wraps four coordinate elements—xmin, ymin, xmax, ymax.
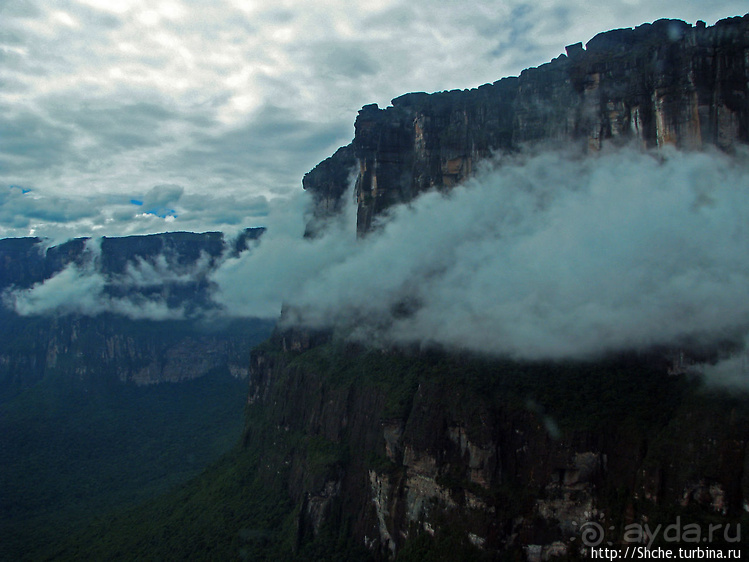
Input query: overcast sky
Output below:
<box><xmin>1</xmin><ymin>0</ymin><xmax>746</xmax><ymax>241</ymax></box>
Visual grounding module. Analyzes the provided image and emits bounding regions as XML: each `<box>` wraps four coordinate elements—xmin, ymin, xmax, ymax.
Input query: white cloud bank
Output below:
<box><xmin>212</xmin><ymin>146</ymin><xmax>749</xmax><ymax>365</ymax></box>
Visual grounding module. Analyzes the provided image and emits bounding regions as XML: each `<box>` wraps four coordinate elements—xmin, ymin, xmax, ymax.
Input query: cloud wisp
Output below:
<box><xmin>2</xmin><ymin>238</ymin><xmax>205</xmax><ymax>321</ymax></box>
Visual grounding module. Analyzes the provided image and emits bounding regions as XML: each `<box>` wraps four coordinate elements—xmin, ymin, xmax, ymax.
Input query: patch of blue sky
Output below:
<box><xmin>130</xmin><ymin>198</ymin><xmax>176</xmax><ymax>218</ymax></box>
<box><xmin>145</xmin><ymin>207</ymin><xmax>177</xmax><ymax>219</ymax></box>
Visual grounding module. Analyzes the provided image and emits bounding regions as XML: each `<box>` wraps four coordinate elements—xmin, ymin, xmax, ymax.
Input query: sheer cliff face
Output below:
<box><xmin>304</xmin><ymin>15</ymin><xmax>749</xmax><ymax>235</ymax></box>
<box><xmin>249</xmin><ymin>339</ymin><xmax>748</xmax><ymax>560</ymax></box>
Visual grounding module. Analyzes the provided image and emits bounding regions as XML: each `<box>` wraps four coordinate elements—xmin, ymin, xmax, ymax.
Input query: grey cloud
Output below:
<box><xmin>488</xmin><ymin>4</ymin><xmax>549</xmax><ymax>66</ymax></box>
<box><xmin>10</xmin><ymin>140</ymin><xmax>749</xmax><ymax>395</ymax></box>
<box><xmin>0</xmin><ymin>186</ymin><xmax>99</xmax><ymax>228</ymax></box>
<box><xmin>362</xmin><ymin>5</ymin><xmax>417</xmax><ymax>30</ymax></box>
<box><xmin>0</xmin><ymin>28</ymin><xmax>25</xmax><ymax>47</ymax></box>
<box><xmin>56</xmin><ymin>1</ymin><xmax>122</xmax><ymax>29</ymax></box>
<box><xmin>141</xmin><ymin>184</ymin><xmax>184</xmax><ymax>209</ymax></box>
<box><xmin>0</xmin><ymin>109</ymin><xmax>76</xmax><ymax>171</ymax></box>
<box><xmin>260</xmin><ymin>8</ymin><xmax>295</xmax><ymax>24</ymax></box>
<box><xmin>176</xmin><ymin>105</ymin><xmax>350</xmax><ymax>189</ymax></box>
<box><xmin>178</xmin><ymin>193</ymin><xmax>270</xmax><ymax>227</ymax></box>
<box><xmin>0</xmin><ymin>75</ymin><xmax>27</xmax><ymax>95</ymax></box>
<box><xmin>0</xmin><ymin>0</ymin><xmax>39</xmax><ymax>18</ymax></box>
<box><xmin>58</xmin><ymin>101</ymin><xmax>177</xmax><ymax>151</ymax></box>
<box><xmin>307</xmin><ymin>42</ymin><xmax>381</xmax><ymax>79</ymax></box>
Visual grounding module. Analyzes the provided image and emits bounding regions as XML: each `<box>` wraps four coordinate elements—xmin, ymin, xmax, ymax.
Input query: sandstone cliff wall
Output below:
<box><xmin>304</xmin><ymin>15</ymin><xmax>749</xmax><ymax>235</ymax></box>
<box><xmin>248</xmin><ymin>336</ymin><xmax>748</xmax><ymax>559</ymax></box>
<box><xmin>264</xmin><ymin>15</ymin><xmax>749</xmax><ymax>559</ymax></box>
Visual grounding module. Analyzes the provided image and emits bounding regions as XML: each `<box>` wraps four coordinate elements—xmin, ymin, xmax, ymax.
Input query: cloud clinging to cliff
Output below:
<box><xmin>4</xmin><ymin>238</ymin><xmax>199</xmax><ymax>321</ymax></box>
<box><xmin>209</xmin><ymin>188</ymin><xmax>358</xmax><ymax>319</ymax></box>
<box><xmin>218</xmin><ymin>147</ymin><xmax>749</xmax><ymax>361</ymax></box>
<box><xmin>7</xmin><ymin>261</ymin><xmax>186</xmax><ymax>320</ymax></box>
<box><xmin>11</xmin><ymin>145</ymin><xmax>749</xmax><ymax>367</ymax></box>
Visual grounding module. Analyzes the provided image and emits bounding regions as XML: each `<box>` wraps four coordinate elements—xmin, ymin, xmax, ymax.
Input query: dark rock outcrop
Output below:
<box><xmin>302</xmin><ymin>145</ymin><xmax>357</xmax><ymax>237</ymax></box>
